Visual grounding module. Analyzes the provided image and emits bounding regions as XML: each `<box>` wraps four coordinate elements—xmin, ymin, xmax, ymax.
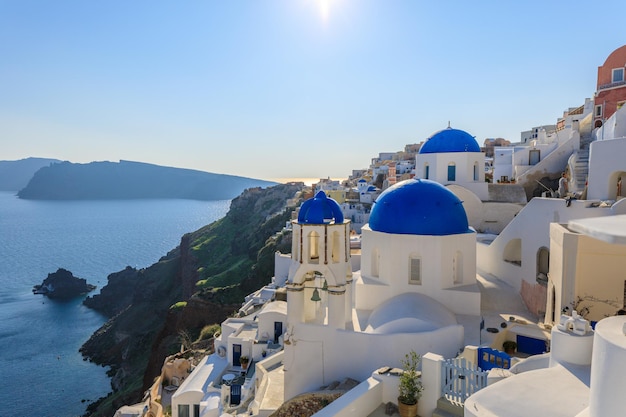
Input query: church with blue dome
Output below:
<box><xmin>416</xmin><ymin>126</ymin><xmax>489</xmax><ymax>201</ymax></box>
<box><xmin>283</xmin><ymin>180</ymin><xmax>481</xmax><ymax>400</ymax></box>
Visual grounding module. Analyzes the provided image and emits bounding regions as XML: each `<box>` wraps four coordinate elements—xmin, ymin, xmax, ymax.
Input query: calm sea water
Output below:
<box><xmin>0</xmin><ymin>192</ymin><xmax>230</xmax><ymax>417</ymax></box>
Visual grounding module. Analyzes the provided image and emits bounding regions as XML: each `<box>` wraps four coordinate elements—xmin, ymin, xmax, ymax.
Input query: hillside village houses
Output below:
<box><xmin>115</xmin><ymin>45</ymin><xmax>626</xmax><ymax>417</ymax></box>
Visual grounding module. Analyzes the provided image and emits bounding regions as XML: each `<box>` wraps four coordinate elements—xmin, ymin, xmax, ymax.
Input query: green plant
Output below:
<box><xmin>239</xmin><ymin>355</ymin><xmax>249</xmax><ymax>364</ymax></box>
<box><xmin>398</xmin><ymin>351</ymin><xmax>423</xmax><ymax>405</ymax></box>
<box><xmin>169</xmin><ymin>301</ymin><xmax>187</xmax><ymax>310</ymax></box>
<box><xmin>198</xmin><ymin>324</ymin><xmax>221</xmax><ymax>341</ymax></box>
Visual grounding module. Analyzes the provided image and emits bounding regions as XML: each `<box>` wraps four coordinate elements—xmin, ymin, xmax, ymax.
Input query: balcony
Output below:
<box><xmin>597</xmin><ymin>79</ymin><xmax>626</xmax><ymax>91</ymax></box>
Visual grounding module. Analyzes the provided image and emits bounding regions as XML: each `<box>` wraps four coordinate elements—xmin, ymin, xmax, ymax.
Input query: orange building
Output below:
<box><xmin>594</xmin><ymin>45</ymin><xmax>626</xmax><ymax>128</ymax></box>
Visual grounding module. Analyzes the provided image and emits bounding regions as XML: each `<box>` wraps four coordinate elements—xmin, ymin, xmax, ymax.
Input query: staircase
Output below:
<box><xmin>569</xmin><ymin>149</ymin><xmax>589</xmax><ymax>193</ymax></box>
<box><xmin>432</xmin><ymin>397</ymin><xmax>464</xmax><ymax>417</ymax></box>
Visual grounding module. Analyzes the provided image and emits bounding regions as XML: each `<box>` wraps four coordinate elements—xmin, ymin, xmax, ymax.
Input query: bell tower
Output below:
<box><xmin>286</xmin><ymin>191</ymin><xmax>352</xmax><ymax>329</ymax></box>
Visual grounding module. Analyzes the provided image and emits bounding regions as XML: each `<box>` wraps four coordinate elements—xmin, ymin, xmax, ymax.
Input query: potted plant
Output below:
<box><xmin>503</xmin><ymin>340</ymin><xmax>517</xmax><ymax>355</ymax></box>
<box><xmin>239</xmin><ymin>356</ymin><xmax>249</xmax><ymax>370</ymax></box>
<box><xmin>397</xmin><ymin>351</ymin><xmax>423</xmax><ymax>417</ymax></box>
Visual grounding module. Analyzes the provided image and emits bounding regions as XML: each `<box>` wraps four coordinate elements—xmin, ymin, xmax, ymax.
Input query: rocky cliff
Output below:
<box><xmin>0</xmin><ymin>157</ymin><xmax>60</xmax><ymax>191</ymax></box>
<box><xmin>80</xmin><ymin>182</ymin><xmax>303</xmax><ymax>416</ymax></box>
<box><xmin>17</xmin><ymin>159</ymin><xmax>277</xmax><ymax>200</ymax></box>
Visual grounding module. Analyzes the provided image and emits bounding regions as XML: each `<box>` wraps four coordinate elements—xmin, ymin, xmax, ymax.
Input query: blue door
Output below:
<box><xmin>274</xmin><ymin>322</ymin><xmax>283</xmax><ymax>344</ymax></box>
<box><xmin>516</xmin><ymin>335</ymin><xmax>546</xmax><ymax>355</ymax></box>
<box><xmin>233</xmin><ymin>344</ymin><xmax>242</xmax><ymax>366</ymax></box>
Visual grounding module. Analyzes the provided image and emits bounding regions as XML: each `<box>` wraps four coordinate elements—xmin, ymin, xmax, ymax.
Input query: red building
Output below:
<box><xmin>594</xmin><ymin>45</ymin><xmax>626</xmax><ymax>128</ymax></box>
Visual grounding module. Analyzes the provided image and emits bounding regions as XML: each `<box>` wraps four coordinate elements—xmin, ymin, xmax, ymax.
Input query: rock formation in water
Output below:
<box><xmin>33</xmin><ymin>268</ymin><xmax>96</xmax><ymax>299</ymax></box>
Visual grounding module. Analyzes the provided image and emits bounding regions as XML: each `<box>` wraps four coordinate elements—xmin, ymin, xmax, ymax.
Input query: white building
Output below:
<box><xmin>414</xmin><ymin>126</ymin><xmax>525</xmax><ymax>234</ymax></box>
<box><xmin>466</xmin><ymin>213</ymin><xmax>626</xmax><ymax>417</ymax></box>
<box><xmin>477</xmin><ymin>129</ymin><xmax>626</xmax><ymax>317</ymax></box>
<box><xmin>283</xmin><ymin>180</ymin><xmax>481</xmax><ymax>406</ymax></box>
<box><xmin>415</xmin><ymin>126</ymin><xmax>488</xmax><ymax>201</ymax></box>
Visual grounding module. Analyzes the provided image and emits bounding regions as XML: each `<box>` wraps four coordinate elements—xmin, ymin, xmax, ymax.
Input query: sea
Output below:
<box><xmin>0</xmin><ymin>191</ymin><xmax>230</xmax><ymax>417</ymax></box>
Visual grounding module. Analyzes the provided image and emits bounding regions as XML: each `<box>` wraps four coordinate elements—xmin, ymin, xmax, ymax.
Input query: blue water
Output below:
<box><xmin>0</xmin><ymin>192</ymin><xmax>230</xmax><ymax>417</ymax></box>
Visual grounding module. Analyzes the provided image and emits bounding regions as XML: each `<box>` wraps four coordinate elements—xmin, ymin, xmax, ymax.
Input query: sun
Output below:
<box><xmin>319</xmin><ymin>0</ymin><xmax>330</xmax><ymax>23</ymax></box>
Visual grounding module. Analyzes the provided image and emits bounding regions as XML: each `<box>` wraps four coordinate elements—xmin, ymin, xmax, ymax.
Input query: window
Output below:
<box><xmin>595</xmin><ymin>104</ymin><xmax>603</xmax><ymax>118</ymax></box>
<box><xmin>612</xmin><ymin>68</ymin><xmax>625</xmax><ymax>83</ymax></box>
<box><xmin>178</xmin><ymin>405</ymin><xmax>190</xmax><ymax>417</ymax></box>
<box><xmin>536</xmin><ymin>247</ymin><xmax>549</xmax><ymax>286</ymax></box>
<box><xmin>447</xmin><ymin>164</ymin><xmax>456</xmax><ymax>181</ymax></box>
<box><xmin>194</xmin><ymin>404</ymin><xmax>200</xmax><ymax>417</ymax></box>
<box><xmin>473</xmin><ymin>162</ymin><xmax>479</xmax><ymax>181</ymax></box>
<box><xmin>425</xmin><ymin>164</ymin><xmax>430</xmax><ymax>179</ymax></box>
<box><xmin>308</xmin><ymin>231</ymin><xmax>320</xmax><ymax>263</ymax></box>
<box><xmin>409</xmin><ymin>257</ymin><xmax>421</xmax><ymax>285</ymax></box>
<box><xmin>529</xmin><ymin>149</ymin><xmax>540</xmax><ymax>166</ymax></box>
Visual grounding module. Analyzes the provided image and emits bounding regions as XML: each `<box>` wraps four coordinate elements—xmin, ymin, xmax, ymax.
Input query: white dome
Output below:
<box><xmin>364</xmin><ymin>293</ymin><xmax>457</xmax><ymax>334</ymax></box>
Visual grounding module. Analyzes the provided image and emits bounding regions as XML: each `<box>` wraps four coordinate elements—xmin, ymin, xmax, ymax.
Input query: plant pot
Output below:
<box><xmin>241</xmin><ymin>362</ymin><xmax>249</xmax><ymax>370</ymax></box>
<box><xmin>398</xmin><ymin>399</ymin><xmax>418</xmax><ymax>417</ymax></box>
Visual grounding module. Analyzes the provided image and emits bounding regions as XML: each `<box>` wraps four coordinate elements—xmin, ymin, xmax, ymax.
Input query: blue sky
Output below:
<box><xmin>1</xmin><ymin>1</ymin><xmax>625</xmax><ymax>181</ymax></box>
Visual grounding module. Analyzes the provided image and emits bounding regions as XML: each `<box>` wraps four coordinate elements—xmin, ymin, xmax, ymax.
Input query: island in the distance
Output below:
<box><xmin>33</xmin><ymin>268</ymin><xmax>97</xmax><ymax>299</ymax></box>
<box><xmin>16</xmin><ymin>160</ymin><xmax>277</xmax><ymax>200</ymax></box>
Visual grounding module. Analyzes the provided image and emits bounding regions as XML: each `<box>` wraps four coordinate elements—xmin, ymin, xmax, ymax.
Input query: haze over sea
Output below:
<box><xmin>0</xmin><ymin>192</ymin><xmax>230</xmax><ymax>417</ymax></box>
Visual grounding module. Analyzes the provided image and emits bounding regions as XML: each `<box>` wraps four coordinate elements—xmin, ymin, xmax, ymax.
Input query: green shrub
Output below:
<box><xmin>198</xmin><ymin>324</ymin><xmax>221</xmax><ymax>341</ymax></box>
<box><xmin>169</xmin><ymin>301</ymin><xmax>187</xmax><ymax>310</ymax></box>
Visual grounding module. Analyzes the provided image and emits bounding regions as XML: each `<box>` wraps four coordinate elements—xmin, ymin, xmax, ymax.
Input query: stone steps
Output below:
<box><xmin>432</xmin><ymin>397</ymin><xmax>464</xmax><ymax>417</ymax></box>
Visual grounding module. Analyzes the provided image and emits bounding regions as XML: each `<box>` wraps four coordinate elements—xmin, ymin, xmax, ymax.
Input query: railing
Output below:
<box><xmin>441</xmin><ymin>357</ymin><xmax>489</xmax><ymax>404</ymax></box>
<box><xmin>597</xmin><ymin>79</ymin><xmax>626</xmax><ymax>90</ymax></box>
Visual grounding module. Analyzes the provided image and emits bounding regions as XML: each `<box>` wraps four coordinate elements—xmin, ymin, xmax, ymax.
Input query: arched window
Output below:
<box><xmin>473</xmin><ymin>162</ymin><xmax>479</xmax><ymax>181</ymax></box>
<box><xmin>308</xmin><ymin>231</ymin><xmax>320</xmax><ymax>264</ymax></box>
<box><xmin>424</xmin><ymin>164</ymin><xmax>430</xmax><ymax>179</ymax></box>
<box><xmin>447</xmin><ymin>163</ymin><xmax>456</xmax><ymax>181</ymax></box>
<box><xmin>536</xmin><ymin>247</ymin><xmax>549</xmax><ymax>285</ymax></box>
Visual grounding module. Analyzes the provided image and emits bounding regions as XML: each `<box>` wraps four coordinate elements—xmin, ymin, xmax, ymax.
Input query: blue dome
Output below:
<box><xmin>419</xmin><ymin>127</ymin><xmax>480</xmax><ymax>154</ymax></box>
<box><xmin>369</xmin><ymin>179</ymin><xmax>470</xmax><ymax>235</ymax></box>
<box><xmin>298</xmin><ymin>191</ymin><xmax>344</xmax><ymax>224</ymax></box>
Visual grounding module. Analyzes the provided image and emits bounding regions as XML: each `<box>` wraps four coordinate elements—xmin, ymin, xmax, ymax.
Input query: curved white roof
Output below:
<box><xmin>364</xmin><ymin>293</ymin><xmax>457</xmax><ymax>334</ymax></box>
<box><xmin>259</xmin><ymin>300</ymin><xmax>287</xmax><ymax>316</ymax></box>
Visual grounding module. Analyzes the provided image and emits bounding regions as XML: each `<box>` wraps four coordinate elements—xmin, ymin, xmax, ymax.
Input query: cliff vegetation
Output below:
<box><xmin>80</xmin><ymin>182</ymin><xmax>304</xmax><ymax>416</ymax></box>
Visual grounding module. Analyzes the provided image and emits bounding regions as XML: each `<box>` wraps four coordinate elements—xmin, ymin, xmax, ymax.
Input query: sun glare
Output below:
<box><xmin>319</xmin><ymin>0</ymin><xmax>330</xmax><ymax>23</ymax></box>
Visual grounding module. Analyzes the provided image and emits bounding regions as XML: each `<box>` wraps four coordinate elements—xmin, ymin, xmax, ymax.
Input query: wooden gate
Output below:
<box><xmin>441</xmin><ymin>357</ymin><xmax>488</xmax><ymax>404</ymax></box>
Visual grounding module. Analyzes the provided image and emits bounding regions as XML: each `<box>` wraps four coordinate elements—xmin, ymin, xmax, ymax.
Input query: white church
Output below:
<box><xmin>283</xmin><ymin>179</ymin><xmax>481</xmax><ymax>400</ymax></box>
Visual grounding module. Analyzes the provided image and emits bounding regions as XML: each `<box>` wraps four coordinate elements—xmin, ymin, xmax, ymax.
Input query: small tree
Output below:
<box><xmin>398</xmin><ymin>351</ymin><xmax>423</xmax><ymax>406</ymax></box>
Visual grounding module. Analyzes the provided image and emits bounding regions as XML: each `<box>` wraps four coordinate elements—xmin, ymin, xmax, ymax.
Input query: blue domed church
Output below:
<box><xmin>356</xmin><ymin>179</ymin><xmax>480</xmax><ymax>316</ymax></box>
<box><xmin>283</xmin><ymin>180</ymin><xmax>481</xmax><ymax>401</ymax></box>
<box><xmin>416</xmin><ymin>126</ymin><xmax>488</xmax><ymax>200</ymax></box>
